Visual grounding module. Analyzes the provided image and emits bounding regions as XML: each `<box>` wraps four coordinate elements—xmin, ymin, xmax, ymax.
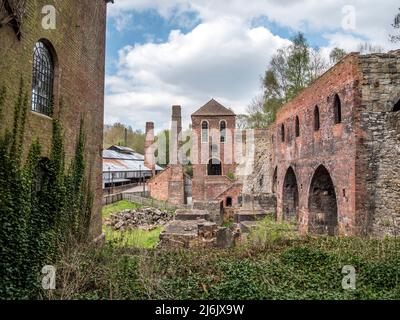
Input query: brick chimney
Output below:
<box><xmin>144</xmin><ymin>121</ymin><xmax>155</xmax><ymax>176</ymax></box>
<box><xmin>170</xmin><ymin>105</ymin><xmax>182</xmax><ymax>165</ymax></box>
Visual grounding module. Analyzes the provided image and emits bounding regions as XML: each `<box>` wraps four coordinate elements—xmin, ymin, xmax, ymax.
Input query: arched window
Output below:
<box><xmin>281</xmin><ymin>124</ymin><xmax>285</xmax><ymax>142</ymax></box>
<box><xmin>393</xmin><ymin>100</ymin><xmax>400</xmax><ymax>112</ymax></box>
<box><xmin>220</xmin><ymin>120</ymin><xmax>226</xmax><ymax>143</ymax></box>
<box><xmin>201</xmin><ymin>121</ymin><xmax>209</xmax><ymax>143</ymax></box>
<box><xmin>226</xmin><ymin>197</ymin><xmax>232</xmax><ymax>207</ymax></box>
<box><xmin>334</xmin><ymin>94</ymin><xmax>342</xmax><ymax>124</ymax></box>
<box><xmin>295</xmin><ymin>116</ymin><xmax>300</xmax><ymax>137</ymax></box>
<box><xmin>32</xmin><ymin>41</ymin><xmax>54</xmax><ymax>116</ymax></box>
<box><xmin>314</xmin><ymin>106</ymin><xmax>320</xmax><ymax>131</ymax></box>
<box><xmin>207</xmin><ymin>158</ymin><xmax>221</xmax><ymax>175</ymax></box>
<box><xmin>35</xmin><ymin>158</ymin><xmax>50</xmax><ymax>193</ymax></box>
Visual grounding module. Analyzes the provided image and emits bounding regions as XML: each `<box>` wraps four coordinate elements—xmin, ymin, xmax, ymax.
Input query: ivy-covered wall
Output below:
<box><xmin>0</xmin><ymin>82</ymin><xmax>93</xmax><ymax>299</ymax></box>
<box><xmin>0</xmin><ymin>0</ymin><xmax>107</xmax><ymax>240</ymax></box>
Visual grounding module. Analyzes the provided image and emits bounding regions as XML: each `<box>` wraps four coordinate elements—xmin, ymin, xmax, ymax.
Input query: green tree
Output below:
<box><xmin>246</xmin><ymin>33</ymin><xmax>346</xmax><ymax>129</ymax></box>
<box><xmin>104</xmin><ymin>123</ymin><xmax>145</xmax><ymax>154</ymax></box>
<box><xmin>329</xmin><ymin>47</ymin><xmax>347</xmax><ymax>65</ymax></box>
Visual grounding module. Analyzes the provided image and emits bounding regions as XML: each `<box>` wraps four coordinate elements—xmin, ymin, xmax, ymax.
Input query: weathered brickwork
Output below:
<box><xmin>191</xmin><ymin>108</ymin><xmax>238</xmax><ymax>203</ymax></box>
<box><xmin>149</xmin><ymin>100</ymin><xmax>243</xmax><ymax>210</ymax></box>
<box><xmin>247</xmin><ymin>51</ymin><xmax>400</xmax><ymax>237</ymax></box>
<box><xmin>0</xmin><ymin>0</ymin><xmax>108</xmax><ymax>239</ymax></box>
<box><xmin>357</xmin><ymin>53</ymin><xmax>400</xmax><ymax>236</ymax></box>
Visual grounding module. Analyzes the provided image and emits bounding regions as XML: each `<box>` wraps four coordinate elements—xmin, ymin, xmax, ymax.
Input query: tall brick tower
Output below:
<box><xmin>191</xmin><ymin>99</ymin><xmax>237</xmax><ymax>203</ymax></box>
<box><xmin>144</xmin><ymin>122</ymin><xmax>155</xmax><ymax>176</ymax></box>
<box><xmin>168</xmin><ymin>105</ymin><xmax>185</xmax><ymax>204</ymax></box>
<box><xmin>170</xmin><ymin>105</ymin><xmax>182</xmax><ymax>165</ymax></box>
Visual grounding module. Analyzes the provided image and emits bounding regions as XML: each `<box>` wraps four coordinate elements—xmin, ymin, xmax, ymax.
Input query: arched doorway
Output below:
<box><xmin>282</xmin><ymin>167</ymin><xmax>299</xmax><ymax>222</ymax></box>
<box><xmin>308</xmin><ymin>165</ymin><xmax>338</xmax><ymax>236</ymax></box>
<box><xmin>207</xmin><ymin>158</ymin><xmax>222</xmax><ymax>175</ymax></box>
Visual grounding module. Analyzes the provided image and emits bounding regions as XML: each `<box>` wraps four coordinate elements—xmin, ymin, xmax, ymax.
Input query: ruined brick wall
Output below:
<box><xmin>356</xmin><ymin>52</ymin><xmax>400</xmax><ymax>236</ymax></box>
<box><xmin>273</xmin><ymin>54</ymin><xmax>361</xmax><ymax>236</ymax></box>
<box><xmin>0</xmin><ymin>0</ymin><xmax>107</xmax><ymax>238</ymax></box>
<box><xmin>148</xmin><ymin>167</ymin><xmax>171</xmax><ymax>202</ymax></box>
<box><xmin>168</xmin><ymin>165</ymin><xmax>185</xmax><ymax>205</ymax></box>
<box><xmin>214</xmin><ymin>182</ymin><xmax>243</xmax><ymax>207</ymax></box>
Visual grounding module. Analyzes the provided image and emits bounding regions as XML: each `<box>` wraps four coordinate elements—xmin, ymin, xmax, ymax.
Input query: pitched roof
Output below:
<box><xmin>191</xmin><ymin>99</ymin><xmax>235</xmax><ymax>116</ymax></box>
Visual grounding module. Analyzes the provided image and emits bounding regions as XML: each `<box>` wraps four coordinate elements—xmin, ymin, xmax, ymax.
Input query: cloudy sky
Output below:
<box><xmin>105</xmin><ymin>0</ymin><xmax>399</xmax><ymax>132</ymax></box>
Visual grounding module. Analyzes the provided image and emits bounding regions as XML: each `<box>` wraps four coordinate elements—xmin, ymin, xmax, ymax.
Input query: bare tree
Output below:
<box><xmin>390</xmin><ymin>8</ymin><xmax>400</xmax><ymax>43</ymax></box>
<box><xmin>358</xmin><ymin>42</ymin><xmax>384</xmax><ymax>54</ymax></box>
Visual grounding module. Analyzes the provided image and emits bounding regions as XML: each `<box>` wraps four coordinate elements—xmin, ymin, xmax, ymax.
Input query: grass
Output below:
<box><xmin>45</xmin><ymin>216</ymin><xmax>400</xmax><ymax>300</ymax></box>
<box><xmin>102</xmin><ymin>200</ymin><xmax>163</xmax><ymax>249</ymax></box>
<box><xmin>105</xmin><ymin>227</ymin><xmax>163</xmax><ymax>248</ymax></box>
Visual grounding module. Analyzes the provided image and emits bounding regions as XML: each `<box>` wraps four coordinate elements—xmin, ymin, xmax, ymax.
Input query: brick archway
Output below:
<box><xmin>307</xmin><ymin>165</ymin><xmax>338</xmax><ymax>235</ymax></box>
<box><xmin>282</xmin><ymin>167</ymin><xmax>299</xmax><ymax>222</ymax></box>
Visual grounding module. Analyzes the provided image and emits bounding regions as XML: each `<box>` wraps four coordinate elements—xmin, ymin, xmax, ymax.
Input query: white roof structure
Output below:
<box><xmin>103</xmin><ymin>147</ymin><xmax>164</xmax><ymax>173</ymax></box>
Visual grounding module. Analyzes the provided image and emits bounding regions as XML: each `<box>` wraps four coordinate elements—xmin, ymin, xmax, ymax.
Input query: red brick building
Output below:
<box><xmin>147</xmin><ymin>100</ymin><xmax>243</xmax><ymax>216</ymax></box>
<box><xmin>0</xmin><ymin>0</ymin><xmax>110</xmax><ymax>239</ymax></box>
<box><xmin>191</xmin><ymin>99</ymin><xmax>241</xmax><ymax>207</ymax></box>
<box><xmin>269</xmin><ymin>51</ymin><xmax>400</xmax><ymax>237</ymax></box>
<box><xmin>148</xmin><ymin>52</ymin><xmax>399</xmax><ymax>238</ymax></box>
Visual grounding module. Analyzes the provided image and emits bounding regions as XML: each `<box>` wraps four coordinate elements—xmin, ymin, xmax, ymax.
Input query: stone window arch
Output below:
<box><xmin>314</xmin><ymin>105</ymin><xmax>320</xmax><ymax>131</ymax></box>
<box><xmin>201</xmin><ymin>120</ymin><xmax>209</xmax><ymax>143</ymax></box>
<box><xmin>32</xmin><ymin>40</ymin><xmax>55</xmax><ymax>116</ymax></box>
<box><xmin>334</xmin><ymin>94</ymin><xmax>342</xmax><ymax>124</ymax></box>
<box><xmin>295</xmin><ymin>116</ymin><xmax>300</xmax><ymax>137</ymax></box>
<box><xmin>220</xmin><ymin>120</ymin><xmax>226</xmax><ymax>143</ymax></box>
<box><xmin>226</xmin><ymin>197</ymin><xmax>232</xmax><ymax>207</ymax></box>
<box><xmin>282</xmin><ymin>166</ymin><xmax>299</xmax><ymax>222</ymax></box>
<box><xmin>308</xmin><ymin>165</ymin><xmax>338</xmax><ymax>236</ymax></box>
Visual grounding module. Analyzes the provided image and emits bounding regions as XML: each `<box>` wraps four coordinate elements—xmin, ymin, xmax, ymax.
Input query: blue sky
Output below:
<box><xmin>104</xmin><ymin>0</ymin><xmax>399</xmax><ymax>132</ymax></box>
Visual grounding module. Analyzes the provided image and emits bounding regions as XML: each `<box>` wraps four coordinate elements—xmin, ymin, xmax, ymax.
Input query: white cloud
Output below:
<box><xmin>105</xmin><ymin>0</ymin><xmax>400</xmax><ymax>131</ymax></box>
<box><xmin>105</xmin><ymin>17</ymin><xmax>289</xmax><ymax>130</ymax></box>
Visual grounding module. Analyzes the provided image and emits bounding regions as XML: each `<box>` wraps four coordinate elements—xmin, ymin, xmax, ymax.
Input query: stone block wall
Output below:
<box><xmin>357</xmin><ymin>51</ymin><xmax>400</xmax><ymax>236</ymax></box>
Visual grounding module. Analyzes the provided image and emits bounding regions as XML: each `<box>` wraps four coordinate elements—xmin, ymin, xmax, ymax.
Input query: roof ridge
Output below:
<box><xmin>191</xmin><ymin>99</ymin><xmax>236</xmax><ymax>116</ymax></box>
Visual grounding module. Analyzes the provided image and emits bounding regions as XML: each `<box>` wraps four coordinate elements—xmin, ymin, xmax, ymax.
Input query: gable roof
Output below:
<box><xmin>191</xmin><ymin>99</ymin><xmax>235</xmax><ymax>116</ymax></box>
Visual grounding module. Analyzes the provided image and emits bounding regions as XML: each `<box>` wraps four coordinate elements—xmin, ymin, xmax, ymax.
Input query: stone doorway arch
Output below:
<box><xmin>282</xmin><ymin>167</ymin><xmax>299</xmax><ymax>222</ymax></box>
<box><xmin>308</xmin><ymin>165</ymin><xmax>338</xmax><ymax>235</ymax></box>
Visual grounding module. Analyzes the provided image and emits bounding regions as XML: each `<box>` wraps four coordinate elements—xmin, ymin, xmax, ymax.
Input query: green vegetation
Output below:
<box><xmin>0</xmin><ymin>81</ymin><xmax>92</xmax><ymax>299</ymax></box>
<box><xmin>105</xmin><ymin>227</ymin><xmax>163</xmax><ymax>249</ymax></box>
<box><xmin>103</xmin><ymin>123</ymin><xmax>145</xmax><ymax>153</ymax></box>
<box><xmin>226</xmin><ymin>171</ymin><xmax>235</xmax><ymax>180</ymax></box>
<box><xmin>244</xmin><ymin>33</ymin><xmax>349</xmax><ymax>129</ymax></box>
<box><xmin>45</xmin><ymin>217</ymin><xmax>400</xmax><ymax>300</ymax></box>
<box><xmin>102</xmin><ymin>200</ymin><xmax>162</xmax><ymax>249</ymax></box>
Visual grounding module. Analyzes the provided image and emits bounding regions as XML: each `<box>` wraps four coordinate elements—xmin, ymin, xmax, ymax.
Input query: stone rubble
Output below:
<box><xmin>104</xmin><ymin>207</ymin><xmax>173</xmax><ymax>231</ymax></box>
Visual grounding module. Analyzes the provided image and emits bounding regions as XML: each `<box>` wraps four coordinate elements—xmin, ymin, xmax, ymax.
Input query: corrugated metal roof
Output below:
<box><xmin>103</xmin><ymin>150</ymin><xmax>144</xmax><ymax>160</ymax></box>
<box><xmin>103</xmin><ymin>151</ymin><xmax>164</xmax><ymax>173</ymax></box>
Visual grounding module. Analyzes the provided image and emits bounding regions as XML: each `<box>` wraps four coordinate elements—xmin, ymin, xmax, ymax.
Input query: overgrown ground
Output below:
<box><xmin>43</xmin><ymin>208</ymin><xmax>400</xmax><ymax>300</ymax></box>
<box><xmin>102</xmin><ymin>200</ymin><xmax>163</xmax><ymax>248</ymax></box>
